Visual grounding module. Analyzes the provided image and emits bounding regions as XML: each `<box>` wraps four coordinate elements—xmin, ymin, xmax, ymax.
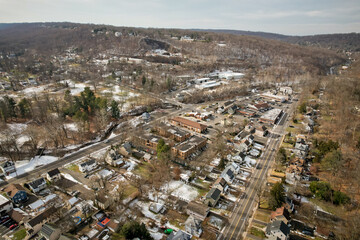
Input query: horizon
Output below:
<box><xmin>0</xmin><ymin>21</ymin><xmax>359</xmax><ymax>37</ymax></box>
<box><xmin>0</xmin><ymin>0</ymin><xmax>359</xmax><ymax>36</ymax></box>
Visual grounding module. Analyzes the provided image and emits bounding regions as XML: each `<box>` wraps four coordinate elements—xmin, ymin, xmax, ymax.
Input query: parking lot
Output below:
<box><xmin>0</xmin><ymin>215</ymin><xmax>18</xmax><ymax>238</ymax></box>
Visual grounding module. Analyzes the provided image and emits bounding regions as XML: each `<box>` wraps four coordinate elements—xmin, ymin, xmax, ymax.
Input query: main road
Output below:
<box><xmin>219</xmin><ymin>102</ymin><xmax>296</xmax><ymax>240</ymax></box>
<box><xmin>0</xmin><ymin>98</ymin><xmax>191</xmax><ymax>189</ymax></box>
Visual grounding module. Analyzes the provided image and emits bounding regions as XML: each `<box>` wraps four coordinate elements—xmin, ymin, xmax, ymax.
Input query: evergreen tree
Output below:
<box><xmin>110</xmin><ymin>100</ymin><xmax>120</xmax><ymax>119</ymax></box>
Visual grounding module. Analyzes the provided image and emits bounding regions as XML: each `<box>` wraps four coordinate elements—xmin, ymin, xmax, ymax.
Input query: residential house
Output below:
<box><xmin>284</xmin><ymin>197</ymin><xmax>295</xmax><ymax>213</ymax></box>
<box><xmin>95</xmin><ymin>192</ymin><xmax>111</xmax><ymax>210</ymax></box>
<box><xmin>227</xmin><ymin>105</ymin><xmax>238</xmax><ymax>115</ymax></box>
<box><xmin>118</xmin><ymin>142</ymin><xmax>132</xmax><ymax>157</ymax></box>
<box><xmin>167</xmin><ymin>230</ymin><xmax>192</xmax><ymax>240</ymax></box>
<box><xmin>186</xmin><ymin>201</ymin><xmax>209</xmax><ymax>221</ymax></box>
<box><xmin>285</xmin><ymin>158</ymin><xmax>305</xmax><ymax>185</ymax></box>
<box><xmin>0</xmin><ymin>161</ymin><xmax>16</xmax><ymax>175</ymax></box>
<box><xmin>271</xmin><ymin>207</ymin><xmax>291</xmax><ymax>224</ymax></box>
<box><xmin>205</xmin><ymin>187</ymin><xmax>221</xmax><ymax>207</ymax></box>
<box><xmin>38</xmin><ymin>224</ymin><xmax>61</xmax><ymax>240</ymax></box>
<box><xmin>9</xmin><ymin>208</ymin><xmax>29</xmax><ymax>224</ymax></box>
<box><xmin>78</xmin><ymin>159</ymin><xmax>97</xmax><ymax>173</ymax></box>
<box><xmin>294</xmin><ymin>142</ymin><xmax>309</xmax><ymax>155</ymax></box>
<box><xmin>213</xmin><ymin>177</ymin><xmax>228</xmax><ymax>193</ymax></box>
<box><xmin>154</xmin><ymin>123</ymin><xmax>191</xmax><ymax>142</ymax></box>
<box><xmin>105</xmin><ymin>149</ymin><xmax>124</xmax><ymax>167</ymax></box>
<box><xmin>25</xmin><ymin>206</ymin><xmax>57</xmax><ymax>237</ymax></box>
<box><xmin>0</xmin><ymin>194</ymin><xmax>13</xmax><ymax>215</ymax></box>
<box><xmin>171</xmin><ymin>135</ymin><xmax>207</xmax><ymax>159</ymax></box>
<box><xmin>221</xmin><ymin>166</ymin><xmax>235</xmax><ymax>184</ymax></box>
<box><xmin>265</xmin><ymin>220</ymin><xmax>290</xmax><ymax>240</ymax></box>
<box><xmin>170</xmin><ymin>117</ymin><xmax>207</xmax><ymax>133</ymax></box>
<box><xmin>28</xmin><ymin>178</ymin><xmax>47</xmax><ymax>193</ymax></box>
<box><xmin>46</xmin><ymin>168</ymin><xmax>61</xmax><ymax>182</ymax></box>
<box><xmin>149</xmin><ymin>202</ymin><xmax>165</xmax><ymax>214</ymax></box>
<box><xmin>185</xmin><ymin>215</ymin><xmax>202</xmax><ymax>237</ymax></box>
<box><xmin>4</xmin><ymin>184</ymin><xmax>28</xmax><ymax>205</ymax></box>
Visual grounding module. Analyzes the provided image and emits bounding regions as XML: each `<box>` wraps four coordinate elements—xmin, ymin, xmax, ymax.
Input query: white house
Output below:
<box><xmin>78</xmin><ymin>159</ymin><xmax>97</xmax><ymax>173</ymax></box>
<box><xmin>0</xmin><ymin>194</ymin><xmax>13</xmax><ymax>215</ymax></box>
<box><xmin>28</xmin><ymin>178</ymin><xmax>47</xmax><ymax>194</ymax></box>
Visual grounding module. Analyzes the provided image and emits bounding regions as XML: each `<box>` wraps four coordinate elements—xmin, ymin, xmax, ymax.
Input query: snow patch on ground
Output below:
<box><xmin>7</xmin><ymin>123</ymin><xmax>27</xmax><ymax>134</ymax></box>
<box><xmin>22</xmin><ymin>85</ymin><xmax>48</xmax><ymax>95</ymax></box>
<box><xmin>16</xmin><ymin>135</ymin><xmax>31</xmax><ymax>146</ymax></box>
<box><xmin>6</xmin><ymin>155</ymin><xmax>58</xmax><ymax>179</ymax></box>
<box><xmin>64</xmin><ymin>123</ymin><xmax>78</xmax><ymax>131</ymax></box>
<box><xmin>162</xmin><ymin>180</ymin><xmax>199</xmax><ymax>202</ymax></box>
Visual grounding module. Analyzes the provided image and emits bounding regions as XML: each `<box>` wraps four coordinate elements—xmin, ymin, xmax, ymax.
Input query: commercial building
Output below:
<box><xmin>172</xmin><ymin>136</ymin><xmax>207</xmax><ymax>159</ymax></box>
<box><xmin>260</xmin><ymin>109</ymin><xmax>283</xmax><ymax>124</ymax></box>
<box><xmin>171</xmin><ymin>117</ymin><xmax>207</xmax><ymax>133</ymax></box>
<box><xmin>195</xmin><ymin>80</ymin><xmax>221</xmax><ymax>90</ymax></box>
<box><xmin>154</xmin><ymin>123</ymin><xmax>191</xmax><ymax>142</ymax></box>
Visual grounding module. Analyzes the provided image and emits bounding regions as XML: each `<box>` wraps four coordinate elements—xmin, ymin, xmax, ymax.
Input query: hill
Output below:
<box><xmin>197</xmin><ymin>28</ymin><xmax>360</xmax><ymax>52</ymax></box>
<box><xmin>0</xmin><ymin>22</ymin><xmax>346</xmax><ymax>79</ymax></box>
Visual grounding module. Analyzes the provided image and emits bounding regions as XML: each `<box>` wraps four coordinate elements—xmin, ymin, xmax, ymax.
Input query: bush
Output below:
<box><xmin>333</xmin><ymin>191</ymin><xmax>350</xmax><ymax>205</ymax></box>
<box><xmin>310</xmin><ymin>181</ymin><xmax>350</xmax><ymax>205</ymax></box>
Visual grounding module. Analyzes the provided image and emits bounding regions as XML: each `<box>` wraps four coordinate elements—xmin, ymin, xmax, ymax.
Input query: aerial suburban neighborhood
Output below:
<box><xmin>0</xmin><ymin>16</ymin><xmax>359</xmax><ymax>240</ymax></box>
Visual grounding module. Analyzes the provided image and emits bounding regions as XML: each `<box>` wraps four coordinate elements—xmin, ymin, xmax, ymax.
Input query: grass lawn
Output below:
<box><xmin>259</xmin><ymin>198</ymin><xmax>271</xmax><ymax>210</ymax></box>
<box><xmin>133</xmin><ymin>163</ymin><xmax>152</xmax><ymax>180</ymax></box>
<box><xmin>124</xmin><ymin>185</ymin><xmax>139</xmax><ymax>199</ymax></box>
<box><xmin>309</xmin><ymin>198</ymin><xmax>344</xmax><ymax>217</ymax></box>
<box><xmin>12</xmin><ymin>228</ymin><xmax>26</xmax><ymax>240</ymax></box>
<box><xmin>67</xmin><ymin>164</ymin><xmax>81</xmax><ymax>173</ymax></box>
<box><xmin>253</xmin><ymin>223</ymin><xmax>266</xmax><ymax>228</ymax></box>
<box><xmin>281</xmin><ymin>142</ymin><xmax>294</xmax><ymax>149</ymax></box>
<box><xmin>254</xmin><ymin>212</ymin><xmax>270</xmax><ymax>223</ymax></box>
<box><xmin>250</xmin><ymin>227</ymin><xmax>266</xmax><ymax>238</ymax></box>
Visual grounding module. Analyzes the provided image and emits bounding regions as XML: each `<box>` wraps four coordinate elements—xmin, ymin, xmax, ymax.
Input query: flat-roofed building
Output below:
<box><xmin>260</xmin><ymin>109</ymin><xmax>283</xmax><ymax>124</ymax></box>
<box><xmin>171</xmin><ymin>117</ymin><xmax>207</xmax><ymax>133</ymax></box>
<box><xmin>154</xmin><ymin>123</ymin><xmax>191</xmax><ymax>142</ymax></box>
<box><xmin>261</xmin><ymin>92</ymin><xmax>288</xmax><ymax>102</ymax></box>
<box><xmin>172</xmin><ymin>136</ymin><xmax>207</xmax><ymax>159</ymax></box>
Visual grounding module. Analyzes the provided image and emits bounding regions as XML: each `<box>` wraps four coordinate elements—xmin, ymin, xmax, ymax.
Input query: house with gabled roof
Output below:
<box><xmin>46</xmin><ymin>168</ymin><xmax>61</xmax><ymax>182</ymax></box>
<box><xmin>38</xmin><ymin>223</ymin><xmax>61</xmax><ymax>240</ymax></box>
<box><xmin>25</xmin><ymin>206</ymin><xmax>58</xmax><ymax>237</ymax></box>
<box><xmin>186</xmin><ymin>201</ymin><xmax>209</xmax><ymax>221</ymax></box>
<box><xmin>185</xmin><ymin>215</ymin><xmax>202</xmax><ymax>237</ymax></box>
<box><xmin>271</xmin><ymin>206</ymin><xmax>291</xmax><ymax>224</ymax></box>
<box><xmin>266</xmin><ymin>220</ymin><xmax>290</xmax><ymax>240</ymax></box>
<box><xmin>3</xmin><ymin>183</ymin><xmax>28</xmax><ymax>204</ymax></box>
<box><xmin>78</xmin><ymin>159</ymin><xmax>97</xmax><ymax>173</ymax></box>
<box><xmin>205</xmin><ymin>187</ymin><xmax>221</xmax><ymax>207</ymax></box>
<box><xmin>28</xmin><ymin>177</ymin><xmax>47</xmax><ymax>193</ymax></box>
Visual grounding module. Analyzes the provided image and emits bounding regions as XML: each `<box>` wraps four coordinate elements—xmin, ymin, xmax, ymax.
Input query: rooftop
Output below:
<box><xmin>260</xmin><ymin>108</ymin><xmax>283</xmax><ymax>121</ymax></box>
<box><xmin>0</xmin><ymin>194</ymin><xmax>10</xmax><ymax>205</ymax></box>
<box><xmin>172</xmin><ymin>117</ymin><xmax>207</xmax><ymax>130</ymax></box>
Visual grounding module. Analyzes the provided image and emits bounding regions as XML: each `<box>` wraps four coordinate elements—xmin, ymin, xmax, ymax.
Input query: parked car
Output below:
<box><xmin>9</xmin><ymin>223</ymin><xmax>18</xmax><ymax>230</ymax></box>
<box><xmin>0</xmin><ymin>217</ymin><xmax>9</xmax><ymax>224</ymax></box>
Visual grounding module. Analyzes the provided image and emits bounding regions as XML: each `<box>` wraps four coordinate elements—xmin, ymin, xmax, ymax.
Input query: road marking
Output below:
<box><xmin>228</xmin><ymin>136</ymin><xmax>278</xmax><ymax>239</ymax></box>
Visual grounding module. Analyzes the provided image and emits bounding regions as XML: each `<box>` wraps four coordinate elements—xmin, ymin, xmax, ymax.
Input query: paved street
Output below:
<box><xmin>219</xmin><ymin>101</ymin><xmax>296</xmax><ymax>240</ymax></box>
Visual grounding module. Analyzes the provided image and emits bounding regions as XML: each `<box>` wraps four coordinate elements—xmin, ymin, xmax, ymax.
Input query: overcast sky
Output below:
<box><xmin>0</xmin><ymin>0</ymin><xmax>359</xmax><ymax>35</ymax></box>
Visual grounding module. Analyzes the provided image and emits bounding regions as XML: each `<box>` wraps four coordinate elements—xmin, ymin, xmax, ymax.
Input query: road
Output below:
<box><xmin>0</xmin><ymin>99</ymin><xmax>192</xmax><ymax>189</ymax></box>
<box><xmin>219</xmin><ymin>101</ymin><xmax>296</xmax><ymax>240</ymax></box>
